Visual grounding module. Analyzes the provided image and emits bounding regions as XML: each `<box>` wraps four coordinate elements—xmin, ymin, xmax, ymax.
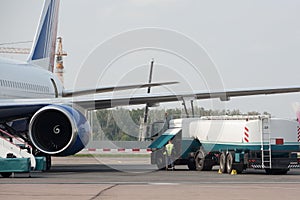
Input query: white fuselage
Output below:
<box><xmin>0</xmin><ymin>57</ymin><xmax>63</xmax><ymax>99</ymax></box>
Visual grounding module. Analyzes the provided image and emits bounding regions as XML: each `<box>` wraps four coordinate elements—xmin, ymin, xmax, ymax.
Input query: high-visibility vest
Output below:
<box><xmin>165</xmin><ymin>143</ymin><xmax>174</xmax><ymax>156</ymax></box>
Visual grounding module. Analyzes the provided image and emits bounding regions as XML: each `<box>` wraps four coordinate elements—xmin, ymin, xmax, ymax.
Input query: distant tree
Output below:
<box><xmin>228</xmin><ymin>109</ymin><xmax>242</xmax><ymax>116</ymax></box>
<box><xmin>247</xmin><ymin>111</ymin><xmax>261</xmax><ymax>116</ymax></box>
<box><xmin>263</xmin><ymin>111</ymin><xmax>271</xmax><ymax>117</ymax></box>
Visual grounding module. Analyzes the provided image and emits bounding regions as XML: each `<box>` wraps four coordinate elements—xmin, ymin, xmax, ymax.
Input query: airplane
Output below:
<box><xmin>1</xmin><ymin>0</ymin><xmax>300</xmax><ymax>170</ymax></box>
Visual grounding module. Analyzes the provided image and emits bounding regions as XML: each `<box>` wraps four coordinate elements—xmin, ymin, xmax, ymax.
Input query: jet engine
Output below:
<box><xmin>29</xmin><ymin>105</ymin><xmax>90</xmax><ymax>156</ymax></box>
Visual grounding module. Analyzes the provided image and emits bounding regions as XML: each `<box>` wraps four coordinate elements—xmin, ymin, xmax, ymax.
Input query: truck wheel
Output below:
<box><xmin>204</xmin><ymin>164</ymin><xmax>213</xmax><ymax>171</ymax></box>
<box><xmin>195</xmin><ymin>150</ymin><xmax>205</xmax><ymax>171</ymax></box>
<box><xmin>226</xmin><ymin>153</ymin><xmax>234</xmax><ymax>174</ymax></box>
<box><xmin>234</xmin><ymin>165</ymin><xmax>244</xmax><ymax>174</ymax></box>
<box><xmin>187</xmin><ymin>157</ymin><xmax>196</xmax><ymax>170</ymax></box>
<box><xmin>265</xmin><ymin>169</ymin><xmax>289</xmax><ymax>175</ymax></box>
<box><xmin>1</xmin><ymin>172</ymin><xmax>12</xmax><ymax>178</ymax></box>
<box><xmin>219</xmin><ymin>152</ymin><xmax>227</xmax><ymax>173</ymax></box>
<box><xmin>156</xmin><ymin>153</ymin><xmax>166</xmax><ymax>170</ymax></box>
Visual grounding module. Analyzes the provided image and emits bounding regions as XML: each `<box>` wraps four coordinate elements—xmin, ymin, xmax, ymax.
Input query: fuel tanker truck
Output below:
<box><xmin>149</xmin><ymin>115</ymin><xmax>300</xmax><ymax>174</ymax></box>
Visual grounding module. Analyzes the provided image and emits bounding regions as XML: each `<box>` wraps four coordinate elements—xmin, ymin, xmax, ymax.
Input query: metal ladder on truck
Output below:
<box><xmin>260</xmin><ymin>116</ymin><xmax>272</xmax><ymax>169</ymax></box>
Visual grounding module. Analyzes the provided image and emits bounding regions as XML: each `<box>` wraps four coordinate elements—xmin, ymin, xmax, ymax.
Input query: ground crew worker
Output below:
<box><xmin>163</xmin><ymin>140</ymin><xmax>175</xmax><ymax>170</ymax></box>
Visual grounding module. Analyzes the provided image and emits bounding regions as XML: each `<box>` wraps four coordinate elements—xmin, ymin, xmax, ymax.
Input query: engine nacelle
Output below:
<box><xmin>29</xmin><ymin>105</ymin><xmax>90</xmax><ymax>156</ymax></box>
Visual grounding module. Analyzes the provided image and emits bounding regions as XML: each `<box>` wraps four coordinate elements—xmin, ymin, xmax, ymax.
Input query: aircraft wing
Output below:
<box><xmin>1</xmin><ymin>86</ymin><xmax>300</xmax><ymax>114</ymax></box>
<box><xmin>62</xmin><ymin>81</ymin><xmax>178</xmax><ymax>97</ymax></box>
<box><xmin>74</xmin><ymin>86</ymin><xmax>300</xmax><ymax>110</ymax></box>
<box><xmin>1</xmin><ymin>86</ymin><xmax>300</xmax><ymax>120</ymax></box>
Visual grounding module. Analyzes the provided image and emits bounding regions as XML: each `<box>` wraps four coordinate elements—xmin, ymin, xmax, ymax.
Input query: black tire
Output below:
<box><xmin>195</xmin><ymin>150</ymin><xmax>205</xmax><ymax>171</ymax></box>
<box><xmin>187</xmin><ymin>157</ymin><xmax>196</xmax><ymax>170</ymax></box>
<box><xmin>204</xmin><ymin>164</ymin><xmax>213</xmax><ymax>171</ymax></box>
<box><xmin>156</xmin><ymin>152</ymin><xmax>166</xmax><ymax>170</ymax></box>
<box><xmin>1</xmin><ymin>172</ymin><xmax>12</xmax><ymax>178</ymax></box>
<box><xmin>265</xmin><ymin>169</ymin><xmax>289</xmax><ymax>175</ymax></box>
<box><xmin>219</xmin><ymin>152</ymin><xmax>227</xmax><ymax>173</ymax></box>
<box><xmin>226</xmin><ymin>153</ymin><xmax>234</xmax><ymax>174</ymax></box>
<box><xmin>195</xmin><ymin>149</ymin><xmax>213</xmax><ymax>171</ymax></box>
<box><xmin>234</xmin><ymin>165</ymin><xmax>244</xmax><ymax>174</ymax></box>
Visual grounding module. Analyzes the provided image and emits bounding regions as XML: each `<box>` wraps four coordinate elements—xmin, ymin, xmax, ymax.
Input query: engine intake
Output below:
<box><xmin>29</xmin><ymin>105</ymin><xmax>90</xmax><ymax>156</ymax></box>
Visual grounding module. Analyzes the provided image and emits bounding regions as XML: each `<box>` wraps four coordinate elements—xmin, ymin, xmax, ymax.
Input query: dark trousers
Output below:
<box><xmin>165</xmin><ymin>155</ymin><xmax>174</xmax><ymax>169</ymax></box>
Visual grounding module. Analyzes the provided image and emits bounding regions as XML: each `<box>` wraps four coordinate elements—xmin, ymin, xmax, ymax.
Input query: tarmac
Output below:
<box><xmin>1</xmin><ymin>156</ymin><xmax>300</xmax><ymax>200</ymax></box>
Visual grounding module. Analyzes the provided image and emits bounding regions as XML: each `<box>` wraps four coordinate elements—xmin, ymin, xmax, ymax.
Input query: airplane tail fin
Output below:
<box><xmin>27</xmin><ymin>0</ymin><xmax>60</xmax><ymax>72</ymax></box>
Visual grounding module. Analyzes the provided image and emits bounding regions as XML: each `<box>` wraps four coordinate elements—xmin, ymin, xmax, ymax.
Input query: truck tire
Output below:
<box><xmin>234</xmin><ymin>164</ymin><xmax>244</xmax><ymax>174</ymax></box>
<box><xmin>195</xmin><ymin>149</ymin><xmax>213</xmax><ymax>171</ymax></box>
<box><xmin>156</xmin><ymin>152</ymin><xmax>166</xmax><ymax>170</ymax></box>
<box><xmin>265</xmin><ymin>169</ymin><xmax>289</xmax><ymax>175</ymax></box>
<box><xmin>204</xmin><ymin>163</ymin><xmax>213</xmax><ymax>171</ymax></box>
<box><xmin>219</xmin><ymin>152</ymin><xmax>227</xmax><ymax>173</ymax></box>
<box><xmin>187</xmin><ymin>157</ymin><xmax>196</xmax><ymax>170</ymax></box>
<box><xmin>1</xmin><ymin>172</ymin><xmax>12</xmax><ymax>178</ymax></box>
<box><xmin>195</xmin><ymin>150</ymin><xmax>205</xmax><ymax>171</ymax></box>
<box><xmin>226</xmin><ymin>153</ymin><xmax>234</xmax><ymax>174</ymax></box>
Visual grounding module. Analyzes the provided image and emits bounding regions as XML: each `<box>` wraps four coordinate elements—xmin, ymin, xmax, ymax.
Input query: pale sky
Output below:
<box><xmin>1</xmin><ymin>0</ymin><xmax>300</xmax><ymax>118</ymax></box>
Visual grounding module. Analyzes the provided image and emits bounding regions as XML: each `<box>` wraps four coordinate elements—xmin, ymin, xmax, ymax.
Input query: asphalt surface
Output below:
<box><xmin>1</xmin><ymin>156</ymin><xmax>300</xmax><ymax>200</ymax></box>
